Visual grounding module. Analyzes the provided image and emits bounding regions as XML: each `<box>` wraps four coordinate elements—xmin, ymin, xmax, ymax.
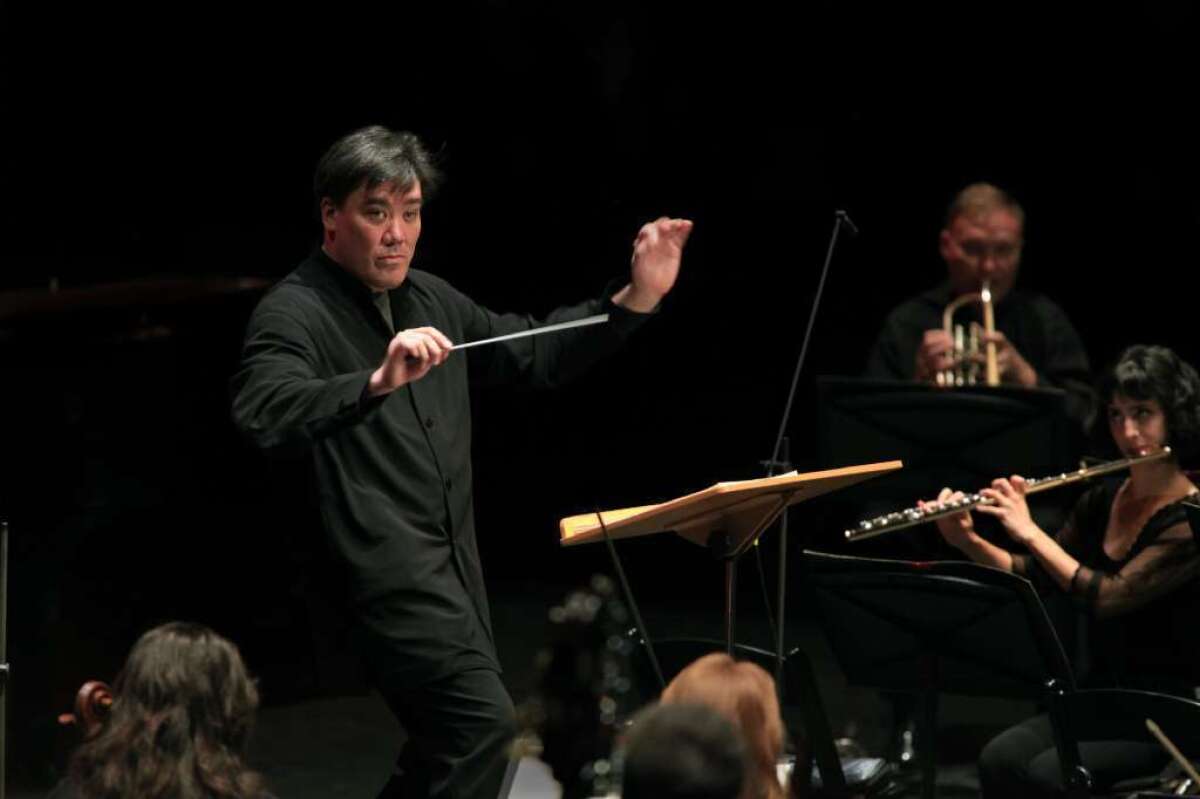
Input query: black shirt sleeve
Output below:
<box><xmin>231</xmin><ymin>301</ymin><xmax>384</xmax><ymax>454</ymax></box>
<box><xmin>864</xmin><ymin>305</ymin><xmax>921</xmax><ymax>380</ymax></box>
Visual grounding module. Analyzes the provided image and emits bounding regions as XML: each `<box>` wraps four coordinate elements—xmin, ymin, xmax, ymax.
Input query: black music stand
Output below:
<box><xmin>814</xmin><ymin>377</ymin><xmax>1079</xmax><ymax>555</ymax></box>
<box><xmin>801</xmin><ymin>550</ymin><xmax>1077</xmax><ymax>799</ymax></box>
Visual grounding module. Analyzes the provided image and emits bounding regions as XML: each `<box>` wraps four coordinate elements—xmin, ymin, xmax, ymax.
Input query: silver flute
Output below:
<box><xmin>845</xmin><ymin>448</ymin><xmax>1173</xmax><ymax>542</ymax></box>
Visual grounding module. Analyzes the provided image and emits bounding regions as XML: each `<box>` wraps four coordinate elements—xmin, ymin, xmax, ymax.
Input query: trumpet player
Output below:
<box><xmin>865</xmin><ymin>183</ymin><xmax>1095</xmax><ymax>425</ymax></box>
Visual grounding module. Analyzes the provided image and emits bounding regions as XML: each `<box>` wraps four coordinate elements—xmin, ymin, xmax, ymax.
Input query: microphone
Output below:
<box><xmin>836</xmin><ymin>210</ymin><xmax>860</xmax><ymax>237</ymax></box>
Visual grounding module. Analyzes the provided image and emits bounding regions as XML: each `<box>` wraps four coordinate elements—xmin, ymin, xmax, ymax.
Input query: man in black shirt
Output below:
<box><xmin>231</xmin><ymin>126</ymin><xmax>692</xmax><ymax>799</ymax></box>
<box><xmin>865</xmin><ymin>183</ymin><xmax>1094</xmax><ymax>426</ymax></box>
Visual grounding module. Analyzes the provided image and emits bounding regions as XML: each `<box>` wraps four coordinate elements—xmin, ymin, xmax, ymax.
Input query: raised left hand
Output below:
<box><xmin>615</xmin><ymin>217</ymin><xmax>694</xmax><ymax>312</ymax></box>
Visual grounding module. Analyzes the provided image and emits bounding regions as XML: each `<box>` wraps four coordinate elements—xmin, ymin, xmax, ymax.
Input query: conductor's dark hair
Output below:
<box><xmin>313</xmin><ymin>125</ymin><xmax>441</xmax><ymax>210</ymax></box>
<box><xmin>1093</xmin><ymin>345</ymin><xmax>1200</xmax><ymax>463</ymax></box>
<box><xmin>621</xmin><ymin>702</ymin><xmax>747</xmax><ymax>799</ymax></box>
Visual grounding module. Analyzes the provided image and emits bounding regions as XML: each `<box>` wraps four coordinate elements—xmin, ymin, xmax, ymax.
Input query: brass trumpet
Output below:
<box><xmin>937</xmin><ymin>281</ymin><xmax>999</xmax><ymax>387</ymax></box>
<box><xmin>844</xmin><ymin>447</ymin><xmax>1173</xmax><ymax>542</ymax></box>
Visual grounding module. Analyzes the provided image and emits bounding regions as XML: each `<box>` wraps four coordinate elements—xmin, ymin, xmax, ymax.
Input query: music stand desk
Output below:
<box><xmin>560</xmin><ymin>461</ymin><xmax>903</xmax><ymax>656</ymax></box>
<box><xmin>561</xmin><ymin>461</ymin><xmax>903</xmax><ymax>555</ymax></box>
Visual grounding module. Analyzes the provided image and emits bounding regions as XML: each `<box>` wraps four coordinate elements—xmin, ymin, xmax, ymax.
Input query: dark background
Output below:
<box><xmin>3</xmin><ymin>1</ymin><xmax>1199</xmax><ymax>784</ymax></box>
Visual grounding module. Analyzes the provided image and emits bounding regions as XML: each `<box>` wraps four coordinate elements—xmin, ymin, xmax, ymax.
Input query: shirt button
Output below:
<box><xmin>425</xmin><ymin>417</ymin><xmax>435</xmax><ymax>429</ymax></box>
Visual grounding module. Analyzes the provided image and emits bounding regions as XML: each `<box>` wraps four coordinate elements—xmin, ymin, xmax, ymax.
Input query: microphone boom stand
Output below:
<box><xmin>763</xmin><ymin>210</ymin><xmax>856</xmax><ymax>685</ymax></box>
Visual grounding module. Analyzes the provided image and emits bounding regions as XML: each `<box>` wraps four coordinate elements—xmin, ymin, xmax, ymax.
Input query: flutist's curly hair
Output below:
<box><xmin>68</xmin><ymin>622</ymin><xmax>267</xmax><ymax>799</ymax></box>
<box><xmin>1093</xmin><ymin>345</ymin><xmax>1200</xmax><ymax>464</ymax></box>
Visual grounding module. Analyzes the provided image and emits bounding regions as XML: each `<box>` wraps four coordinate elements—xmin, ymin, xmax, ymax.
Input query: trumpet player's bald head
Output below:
<box><xmin>938</xmin><ymin>183</ymin><xmax>1025</xmax><ymax>302</ymax></box>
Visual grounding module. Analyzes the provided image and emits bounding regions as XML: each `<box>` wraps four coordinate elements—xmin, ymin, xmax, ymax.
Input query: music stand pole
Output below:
<box><xmin>1</xmin><ymin>521</ymin><xmax>9</xmax><ymax>799</ymax></box>
<box><xmin>599</xmin><ymin>514</ymin><xmax>666</xmax><ymax>690</ymax></box>
<box><xmin>774</xmin><ymin>437</ymin><xmax>790</xmax><ymax>685</ymax></box>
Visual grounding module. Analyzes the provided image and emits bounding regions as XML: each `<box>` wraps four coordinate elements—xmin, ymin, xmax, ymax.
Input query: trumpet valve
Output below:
<box><xmin>967</xmin><ymin>325</ymin><xmax>980</xmax><ymax>385</ymax></box>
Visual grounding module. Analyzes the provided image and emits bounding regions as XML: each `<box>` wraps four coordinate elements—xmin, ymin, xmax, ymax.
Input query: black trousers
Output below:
<box><xmin>979</xmin><ymin>713</ymin><xmax>1167</xmax><ymax>798</ymax></box>
<box><xmin>376</xmin><ymin>667</ymin><xmax>518</xmax><ymax>799</ymax></box>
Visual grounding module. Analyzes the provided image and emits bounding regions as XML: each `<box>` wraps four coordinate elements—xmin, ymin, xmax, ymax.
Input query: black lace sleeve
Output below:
<box><xmin>1070</xmin><ymin>521</ymin><xmax>1200</xmax><ymax>619</ymax></box>
<box><xmin>1019</xmin><ymin>485</ymin><xmax>1200</xmax><ymax>619</ymax></box>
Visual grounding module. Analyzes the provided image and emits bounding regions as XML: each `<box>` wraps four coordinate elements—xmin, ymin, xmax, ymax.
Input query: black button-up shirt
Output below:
<box><xmin>232</xmin><ymin>249</ymin><xmax>649</xmax><ymax>683</ymax></box>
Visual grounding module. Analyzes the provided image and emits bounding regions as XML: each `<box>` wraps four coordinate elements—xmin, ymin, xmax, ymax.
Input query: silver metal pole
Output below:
<box><xmin>1</xmin><ymin>520</ymin><xmax>10</xmax><ymax>799</ymax></box>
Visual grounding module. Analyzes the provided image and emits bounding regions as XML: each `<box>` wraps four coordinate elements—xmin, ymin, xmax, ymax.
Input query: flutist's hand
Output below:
<box><xmin>368</xmin><ymin>326</ymin><xmax>453</xmax><ymax>396</ymax></box>
<box><xmin>914</xmin><ymin>329</ymin><xmax>955</xmax><ymax>383</ymax></box>
<box><xmin>974</xmin><ymin>476</ymin><xmax>1040</xmax><ymax>544</ymax></box>
<box><xmin>924</xmin><ymin>487</ymin><xmax>976</xmax><ymax>550</ymax></box>
<box><xmin>978</xmin><ymin>331</ymin><xmax>1038</xmax><ymax>387</ymax></box>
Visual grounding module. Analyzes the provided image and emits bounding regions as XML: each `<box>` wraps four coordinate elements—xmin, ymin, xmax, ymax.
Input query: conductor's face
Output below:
<box><xmin>322</xmin><ymin>179</ymin><xmax>423</xmax><ymax>291</ymax></box>
<box><xmin>939</xmin><ymin>208</ymin><xmax>1023</xmax><ymax>302</ymax></box>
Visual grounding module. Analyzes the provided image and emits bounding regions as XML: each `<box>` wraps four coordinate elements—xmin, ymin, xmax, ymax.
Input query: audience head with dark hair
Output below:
<box><xmin>622</xmin><ymin>701</ymin><xmax>747</xmax><ymax>799</ymax></box>
<box><xmin>661</xmin><ymin>652</ymin><xmax>788</xmax><ymax>799</ymax></box>
<box><xmin>62</xmin><ymin>622</ymin><xmax>269</xmax><ymax>799</ymax></box>
<box><xmin>1093</xmin><ymin>344</ymin><xmax>1200</xmax><ymax>465</ymax></box>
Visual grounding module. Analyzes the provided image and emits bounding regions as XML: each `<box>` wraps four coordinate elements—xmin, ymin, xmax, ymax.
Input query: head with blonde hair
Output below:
<box><xmin>662</xmin><ymin>653</ymin><xmax>786</xmax><ymax>799</ymax></box>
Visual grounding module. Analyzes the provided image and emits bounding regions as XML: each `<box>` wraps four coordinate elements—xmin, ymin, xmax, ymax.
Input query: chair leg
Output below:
<box><xmin>1045</xmin><ymin>679</ymin><xmax>1092</xmax><ymax>799</ymax></box>
<box><xmin>917</xmin><ymin>689</ymin><xmax>938</xmax><ymax>799</ymax></box>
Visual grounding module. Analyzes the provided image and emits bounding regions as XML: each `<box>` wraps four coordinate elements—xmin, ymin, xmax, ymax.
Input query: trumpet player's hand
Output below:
<box><xmin>914</xmin><ymin>329</ymin><xmax>955</xmax><ymax>384</ymax></box>
<box><xmin>923</xmin><ymin>488</ymin><xmax>975</xmax><ymax>550</ymax></box>
<box><xmin>974</xmin><ymin>475</ymin><xmax>1039</xmax><ymax>545</ymax></box>
<box><xmin>977</xmin><ymin>331</ymin><xmax>1038</xmax><ymax>387</ymax></box>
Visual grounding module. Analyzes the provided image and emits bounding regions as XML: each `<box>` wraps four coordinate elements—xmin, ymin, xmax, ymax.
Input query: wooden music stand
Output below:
<box><xmin>560</xmin><ymin>460</ymin><xmax>902</xmax><ymax>653</ymax></box>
